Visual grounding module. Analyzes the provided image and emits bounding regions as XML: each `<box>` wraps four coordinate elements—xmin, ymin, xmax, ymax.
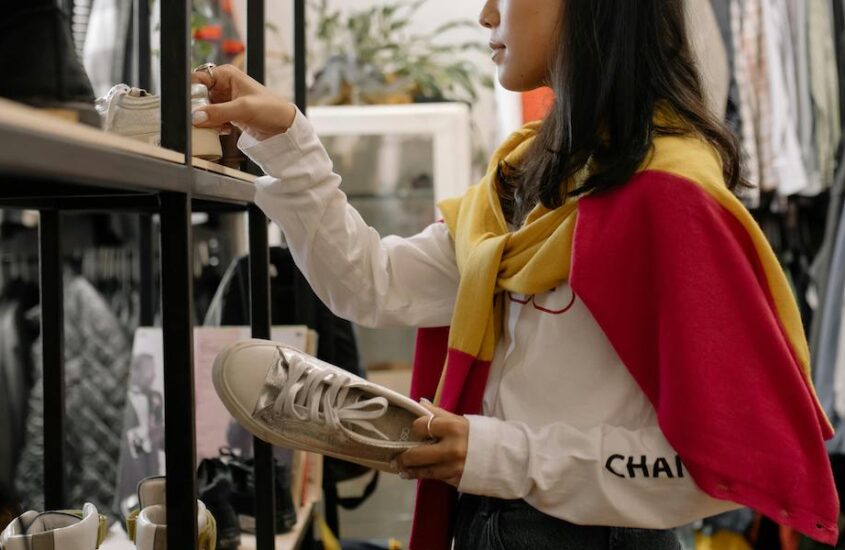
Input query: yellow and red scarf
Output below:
<box><xmin>409</xmin><ymin>123</ymin><xmax>838</xmax><ymax>549</ymax></box>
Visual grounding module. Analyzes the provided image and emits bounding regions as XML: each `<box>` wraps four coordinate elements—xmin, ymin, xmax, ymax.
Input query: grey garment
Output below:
<box><xmin>15</xmin><ymin>276</ymin><xmax>131</xmax><ymax>517</ymax></box>
<box><xmin>710</xmin><ymin>0</ymin><xmax>743</xmax><ymax>135</ymax></box>
<box><xmin>454</xmin><ymin>495</ymin><xmax>681</xmax><ymax>550</ymax></box>
<box><xmin>809</xmin><ymin>159</ymin><xmax>845</xmax><ymax>359</ymax></box>
<box><xmin>788</xmin><ymin>0</ymin><xmax>819</xmax><ymax>193</ymax></box>
<box><xmin>710</xmin><ymin>0</ymin><xmax>734</xmax><ymax>60</ymax></box>
<box><xmin>812</xmin><ymin>198</ymin><xmax>845</xmax><ymax>454</ymax></box>
<box><xmin>808</xmin><ymin>0</ymin><xmax>841</xmax><ymax>191</ymax></box>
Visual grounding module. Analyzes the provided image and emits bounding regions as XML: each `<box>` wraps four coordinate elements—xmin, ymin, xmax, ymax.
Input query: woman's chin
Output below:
<box><xmin>497</xmin><ymin>67</ymin><xmax>543</xmax><ymax>93</ymax></box>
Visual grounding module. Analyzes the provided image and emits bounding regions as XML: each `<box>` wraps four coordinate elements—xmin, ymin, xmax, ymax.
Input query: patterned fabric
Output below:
<box><xmin>409</xmin><ymin>122</ymin><xmax>838</xmax><ymax>549</ymax></box>
<box><xmin>760</xmin><ymin>0</ymin><xmax>808</xmax><ymax>196</ymax></box>
<box><xmin>731</xmin><ymin>0</ymin><xmax>774</xmax><ymax>204</ymax></box>
<box><xmin>16</xmin><ymin>276</ymin><xmax>131</xmax><ymax>519</ymax></box>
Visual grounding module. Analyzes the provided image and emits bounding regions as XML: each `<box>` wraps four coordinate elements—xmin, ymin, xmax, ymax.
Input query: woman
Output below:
<box><xmin>192</xmin><ymin>1</ymin><xmax>838</xmax><ymax>548</ymax></box>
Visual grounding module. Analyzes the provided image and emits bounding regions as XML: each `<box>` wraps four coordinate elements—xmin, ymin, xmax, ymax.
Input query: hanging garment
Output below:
<box><xmin>83</xmin><ymin>0</ymin><xmax>133</xmax><ymax>97</ymax></box>
<box><xmin>808</xmin><ymin>159</ymin><xmax>845</xmax><ymax>360</ymax></box>
<box><xmin>785</xmin><ymin>0</ymin><xmax>818</xmax><ymax>195</ymax></box>
<box><xmin>710</xmin><ymin>0</ymin><xmax>744</xmax><ymax>136</ymax></box>
<box><xmin>0</xmin><ymin>280</ymin><xmax>38</xmax><ymax>493</ymax></box>
<box><xmin>687</xmin><ymin>0</ymin><xmax>730</xmax><ymax>118</ymax></box>
<box><xmin>811</xmin><ymin>198</ymin><xmax>845</xmax><ymax>455</ymax></box>
<box><xmin>15</xmin><ymin>276</ymin><xmax>131</xmax><ymax>518</ymax></box>
<box><xmin>807</xmin><ymin>0</ymin><xmax>841</xmax><ymax>192</ymax></box>
<box><xmin>807</xmin><ymin>0</ymin><xmax>845</xmax><ymax>351</ymax></box>
<box><xmin>731</xmin><ymin>0</ymin><xmax>773</xmax><ymax>205</ymax></box>
<box><xmin>759</xmin><ymin>0</ymin><xmax>808</xmax><ymax>196</ymax></box>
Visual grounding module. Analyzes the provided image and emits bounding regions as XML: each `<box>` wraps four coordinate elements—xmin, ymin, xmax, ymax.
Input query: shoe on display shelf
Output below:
<box><xmin>96</xmin><ymin>84</ymin><xmax>223</xmax><ymax>161</ymax></box>
<box><xmin>212</xmin><ymin>340</ymin><xmax>433</xmax><ymax>474</ymax></box>
<box><xmin>0</xmin><ymin>0</ymin><xmax>99</xmax><ymax>126</ymax></box>
<box><xmin>125</xmin><ymin>476</ymin><xmax>217</xmax><ymax>550</ymax></box>
<box><xmin>0</xmin><ymin>502</ymin><xmax>107</xmax><ymax>550</ymax></box>
<box><xmin>196</xmin><ymin>456</ymin><xmax>241</xmax><ymax>550</ymax></box>
<box><xmin>226</xmin><ymin>450</ymin><xmax>297</xmax><ymax>534</ymax></box>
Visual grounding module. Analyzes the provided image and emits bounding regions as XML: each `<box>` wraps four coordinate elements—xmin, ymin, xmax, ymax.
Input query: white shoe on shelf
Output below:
<box><xmin>212</xmin><ymin>340</ymin><xmax>433</xmax><ymax>473</ymax></box>
<box><xmin>96</xmin><ymin>83</ymin><xmax>223</xmax><ymax>160</ymax></box>
<box><xmin>126</xmin><ymin>476</ymin><xmax>217</xmax><ymax>550</ymax></box>
<box><xmin>0</xmin><ymin>502</ymin><xmax>105</xmax><ymax>550</ymax></box>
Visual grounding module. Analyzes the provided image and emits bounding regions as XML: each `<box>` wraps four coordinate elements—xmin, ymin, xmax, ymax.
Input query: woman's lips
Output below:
<box><xmin>490</xmin><ymin>42</ymin><xmax>505</xmax><ymax>61</ymax></box>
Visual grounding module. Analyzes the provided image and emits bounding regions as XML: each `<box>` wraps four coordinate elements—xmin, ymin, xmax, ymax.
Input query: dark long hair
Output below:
<box><xmin>500</xmin><ymin>0</ymin><xmax>746</xmax><ymax>224</ymax></box>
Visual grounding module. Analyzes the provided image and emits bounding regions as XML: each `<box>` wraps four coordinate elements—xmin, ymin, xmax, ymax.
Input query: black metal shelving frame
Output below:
<box><xmin>0</xmin><ymin>1</ymin><xmax>308</xmax><ymax>548</ymax></box>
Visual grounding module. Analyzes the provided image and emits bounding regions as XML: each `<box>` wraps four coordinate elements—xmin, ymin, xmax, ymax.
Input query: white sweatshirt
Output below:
<box><xmin>239</xmin><ymin>111</ymin><xmax>740</xmax><ymax>529</ymax></box>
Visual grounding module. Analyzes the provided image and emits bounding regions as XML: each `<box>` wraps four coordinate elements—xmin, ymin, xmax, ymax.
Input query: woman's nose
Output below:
<box><xmin>479</xmin><ymin>0</ymin><xmax>499</xmax><ymax>29</ymax></box>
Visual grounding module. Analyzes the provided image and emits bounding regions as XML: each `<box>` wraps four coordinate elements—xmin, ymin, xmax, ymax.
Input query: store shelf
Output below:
<box><xmin>0</xmin><ymin>98</ymin><xmax>256</xmax><ymax>205</ymax></box>
<box><xmin>193</xmin><ymin>158</ymin><xmax>256</xmax><ymax>204</ymax></box>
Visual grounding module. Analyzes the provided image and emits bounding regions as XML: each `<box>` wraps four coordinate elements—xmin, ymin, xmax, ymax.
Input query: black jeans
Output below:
<box><xmin>454</xmin><ymin>495</ymin><xmax>681</xmax><ymax>550</ymax></box>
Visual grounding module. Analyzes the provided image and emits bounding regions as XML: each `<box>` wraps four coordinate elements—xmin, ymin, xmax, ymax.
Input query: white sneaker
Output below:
<box><xmin>96</xmin><ymin>83</ymin><xmax>223</xmax><ymax>160</ymax></box>
<box><xmin>126</xmin><ymin>477</ymin><xmax>217</xmax><ymax>550</ymax></box>
<box><xmin>212</xmin><ymin>340</ymin><xmax>433</xmax><ymax>473</ymax></box>
<box><xmin>0</xmin><ymin>503</ymin><xmax>105</xmax><ymax>550</ymax></box>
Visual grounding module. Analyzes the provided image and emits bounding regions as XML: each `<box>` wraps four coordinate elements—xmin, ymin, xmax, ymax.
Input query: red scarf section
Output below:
<box><xmin>408</xmin><ymin>171</ymin><xmax>839</xmax><ymax>549</ymax></box>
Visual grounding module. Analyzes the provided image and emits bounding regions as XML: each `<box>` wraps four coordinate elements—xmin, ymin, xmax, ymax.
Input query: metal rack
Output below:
<box><xmin>0</xmin><ymin>0</ymin><xmax>308</xmax><ymax>548</ymax></box>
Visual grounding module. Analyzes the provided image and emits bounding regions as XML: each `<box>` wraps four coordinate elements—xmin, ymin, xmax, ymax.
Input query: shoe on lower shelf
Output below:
<box><xmin>212</xmin><ymin>340</ymin><xmax>433</xmax><ymax>473</ymax></box>
<box><xmin>96</xmin><ymin>84</ymin><xmax>223</xmax><ymax>161</ymax></box>
<box><xmin>197</xmin><ymin>456</ymin><xmax>241</xmax><ymax>550</ymax></box>
<box><xmin>0</xmin><ymin>502</ymin><xmax>107</xmax><ymax>550</ymax></box>
<box><xmin>126</xmin><ymin>476</ymin><xmax>217</xmax><ymax>550</ymax></box>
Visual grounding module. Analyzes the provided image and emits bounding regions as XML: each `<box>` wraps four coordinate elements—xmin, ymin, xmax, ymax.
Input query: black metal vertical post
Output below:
<box><xmin>160</xmin><ymin>0</ymin><xmax>192</xmax><ymax>159</ymax></box>
<box><xmin>160</xmin><ymin>0</ymin><xmax>196</xmax><ymax>547</ymax></box>
<box><xmin>294</xmin><ymin>0</ymin><xmax>307</xmax><ymax>113</ymax></box>
<box><xmin>39</xmin><ymin>210</ymin><xmax>66</xmax><ymax>510</ymax></box>
<box><xmin>134</xmin><ymin>0</ymin><xmax>151</xmax><ymax>90</ymax></box>
<box><xmin>138</xmin><ymin>215</ymin><xmax>155</xmax><ymax>326</ymax></box>
<box><xmin>248</xmin><ymin>206</ymin><xmax>275</xmax><ymax>550</ymax></box>
<box><xmin>159</xmin><ymin>192</ymin><xmax>198</xmax><ymax>550</ymax></box>
<box><xmin>246</xmin><ymin>2</ymin><xmax>276</xmax><ymax>548</ymax></box>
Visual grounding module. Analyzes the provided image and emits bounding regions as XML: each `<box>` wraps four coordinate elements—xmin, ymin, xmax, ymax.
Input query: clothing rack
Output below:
<box><xmin>0</xmin><ymin>1</ymin><xmax>310</xmax><ymax>549</ymax></box>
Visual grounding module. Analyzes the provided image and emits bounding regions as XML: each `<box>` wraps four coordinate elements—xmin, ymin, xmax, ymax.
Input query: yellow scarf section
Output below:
<box><xmin>438</xmin><ymin>121</ymin><xmax>578</xmax><ymax>363</ymax></box>
<box><xmin>438</xmin><ymin>121</ymin><xmax>818</xmax><ymax>399</ymax></box>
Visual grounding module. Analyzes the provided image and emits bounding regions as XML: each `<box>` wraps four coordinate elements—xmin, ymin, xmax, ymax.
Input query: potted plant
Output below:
<box><xmin>308</xmin><ymin>0</ymin><xmax>494</xmax><ymax>106</ymax></box>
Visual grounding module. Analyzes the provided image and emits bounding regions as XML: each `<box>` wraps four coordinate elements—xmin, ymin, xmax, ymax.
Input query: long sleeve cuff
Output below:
<box><xmin>458</xmin><ymin>415</ymin><xmax>531</xmax><ymax>499</ymax></box>
<box><xmin>237</xmin><ymin>107</ymin><xmax>306</xmax><ymax>177</ymax></box>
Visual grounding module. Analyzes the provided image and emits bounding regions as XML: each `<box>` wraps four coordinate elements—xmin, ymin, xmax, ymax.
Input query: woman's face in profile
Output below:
<box><xmin>478</xmin><ymin>0</ymin><xmax>563</xmax><ymax>91</ymax></box>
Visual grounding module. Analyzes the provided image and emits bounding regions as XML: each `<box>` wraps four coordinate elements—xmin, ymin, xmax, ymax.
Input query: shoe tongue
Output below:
<box><xmin>25</xmin><ymin>511</ymin><xmax>79</xmax><ymax>534</ymax></box>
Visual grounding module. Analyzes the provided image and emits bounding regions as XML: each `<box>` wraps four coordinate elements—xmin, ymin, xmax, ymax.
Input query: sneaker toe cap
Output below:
<box><xmin>213</xmin><ymin>340</ymin><xmax>277</xmax><ymax>420</ymax></box>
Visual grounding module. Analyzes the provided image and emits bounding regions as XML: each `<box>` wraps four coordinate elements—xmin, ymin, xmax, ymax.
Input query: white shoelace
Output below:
<box><xmin>271</xmin><ymin>351</ymin><xmax>390</xmax><ymax>440</ymax></box>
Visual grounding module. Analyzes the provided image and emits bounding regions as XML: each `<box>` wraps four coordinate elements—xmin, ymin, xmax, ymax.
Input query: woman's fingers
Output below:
<box><xmin>191</xmin><ymin>70</ymin><xmax>213</xmax><ymax>88</ymax></box>
<box><xmin>192</xmin><ymin>98</ymin><xmax>249</xmax><ymax>128</ymax></box>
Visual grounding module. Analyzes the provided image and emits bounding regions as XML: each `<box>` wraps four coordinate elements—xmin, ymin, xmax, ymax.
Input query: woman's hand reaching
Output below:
<box><xmin>191</xmin><ymin>64</ymin><xmax>297</xmax><ymax>141</ymax></box>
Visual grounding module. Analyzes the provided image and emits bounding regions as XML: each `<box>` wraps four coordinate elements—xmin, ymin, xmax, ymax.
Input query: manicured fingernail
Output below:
<box><xmin>192</xmin><ymin>110</ymin><xmax>208</xmax><ymax>124</ymax></box>
<box><xmin>420</xmin><ymin>398</ymin><xmax>432</xmax><ymax>405</ymax></box>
